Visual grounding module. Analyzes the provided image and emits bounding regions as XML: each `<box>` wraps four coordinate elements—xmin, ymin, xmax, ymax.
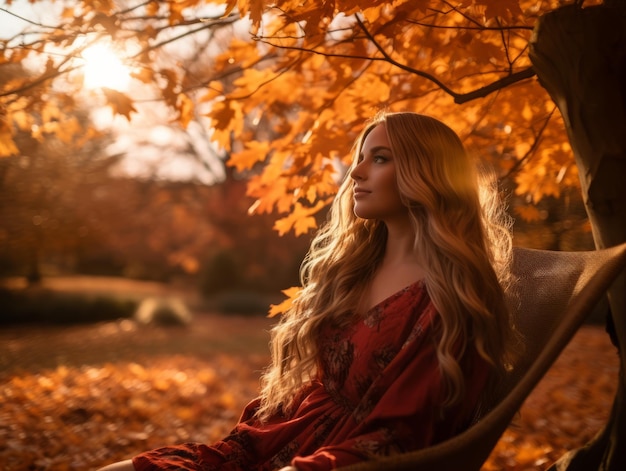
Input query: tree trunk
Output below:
<box><xmin>529</xmin><ymin>2</ymin><xmax>626</xmax><ymax>470</ymax></box>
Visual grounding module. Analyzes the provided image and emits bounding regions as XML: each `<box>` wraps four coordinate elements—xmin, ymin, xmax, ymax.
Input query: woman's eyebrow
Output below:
<box><xmin>363</xmin><ymin>145</ymin><xmax>392</xmax><ymax>155</ymax></box>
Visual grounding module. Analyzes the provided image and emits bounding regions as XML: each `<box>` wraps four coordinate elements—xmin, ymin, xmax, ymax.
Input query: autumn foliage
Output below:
<box><xmin>1</xmin><ymin>1</ymin><xmax>623</xmax><ymax>469</ymax></box>
<box><xmin>0</xmin><ymin>0</ymin><xmax>601</xmax><ymax>235</ymax></box>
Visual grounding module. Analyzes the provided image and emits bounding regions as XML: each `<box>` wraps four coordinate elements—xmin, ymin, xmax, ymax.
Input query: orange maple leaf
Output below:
<box><xmin>0</xmin><ymin>127</ymin><xmax>18</xmax><ymax>157</ymax></box>
<box><xmin>268</xmin><ymin>286</ymin><xmax>302</xmax><ymax>317</ymax></box>
<box><xmin>515</xmin><ymin>204</ymin><xmax>542</xmax><ymax>222</ymax></box>
<box><xmin>102</xmin><ymin>88</ymin><xmax>136</xmax><ymax>120</ymax></box>
<box><xmin>228</xmin><ymin>141</ymin><xmax>271</xmax><ymax>172</ymax></box>
<box><xmin>273</xmin><ymin>200</ymin><xmax>326</xmax><ymax>236</ymax></box>
<box><xmin>178</xmin><ymin>93</ymin><xmax>194</xmax><ymax>128</ymax></box>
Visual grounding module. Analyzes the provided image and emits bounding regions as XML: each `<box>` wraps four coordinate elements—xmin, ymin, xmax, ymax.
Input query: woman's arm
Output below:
<box><xmin>97</xmin><ymin>459</ymin><xmax>136</xmax><ymax>471</ymax></box>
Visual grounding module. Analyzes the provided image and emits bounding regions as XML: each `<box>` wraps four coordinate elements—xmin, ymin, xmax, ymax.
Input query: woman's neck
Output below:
<box><xmin>382</xmin><ymin>217</ymin><xmax>417</xmax><ymax>266</ymax></box>
<box><xmin>357</xmin><ymin>218</ymin><xmax>423</xmax><ymax>315</ymax></box>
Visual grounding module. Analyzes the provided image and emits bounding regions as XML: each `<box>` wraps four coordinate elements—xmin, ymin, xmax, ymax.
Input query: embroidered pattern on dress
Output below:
<box><xmin>363</xmin><ymin>304</ymin><xmax>384</xmax><ymax>328</ymax></box>
<box><xmin>372</xmin><ymin>345</ymin><xmax>399</xmax><ymax>370</ymax></box>
<box><xmin>223</xmin><ymin>429</ymin><xmax>256</xmax><ymax>469</ymax></box>
<box><xmin>353</xmin><ymin>428</ymin><xmax>398</xmax><ymax>458</ymax></box>
<box><xmin>352</xmin><ymin>389</ymin><xmax>379</xmax><ymax>423</ymax></box>
<box><xmin>313</xmin><ymin>413</ymin><xmax>341</xmax><ymax>445</ymax></box>
<box><xmin>402</xmin><ymin>318</ymin><xmax>425</xmax><ymax>349</ymax></box>
<box><xmin>270</xmin><ymin>440</ymin><xmax>300</xmax><ymax>469</ymax></box>
<box><xmin>320</xmin><ymin>332</ymin><xmax>354</xmax><ymax>406</ymax></box>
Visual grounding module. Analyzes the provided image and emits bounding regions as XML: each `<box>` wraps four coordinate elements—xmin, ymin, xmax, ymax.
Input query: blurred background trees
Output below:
<box><xmin>0</xmin><ymin>0</ymin><xmax>601</xmax><ymax>296</ymax></box>
<box><xmin>1</xmin><ymin>1</ymin><xmax>624</xmax><ymax>468</ymax></box>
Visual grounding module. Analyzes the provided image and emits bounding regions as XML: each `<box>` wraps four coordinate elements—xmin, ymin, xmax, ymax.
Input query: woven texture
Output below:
<box><xmin>339</xmin><ymin>243</ymin><xmax>626</xmax><ymax>471</ymax></box>
<box><xmin>495</xmin><ymin>248</ymin><xmax>613</xmax><ymax>406</ymax></box>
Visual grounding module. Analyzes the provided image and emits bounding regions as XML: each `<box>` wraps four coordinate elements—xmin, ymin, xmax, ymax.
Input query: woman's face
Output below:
<box><xmin>350</xmin><ymin>123</ymin><xmax>407</xmax><ymax>222</ymax></box>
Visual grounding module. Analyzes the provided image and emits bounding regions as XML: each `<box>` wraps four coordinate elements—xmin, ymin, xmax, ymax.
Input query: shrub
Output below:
<box><xmin>0</xmin><ymin>288</ymin><xmax>137</xmax><ymax>325</ymax></box>
<box><xmin>133</xmin><ymin>297</ymin><xmax>192</xmax><ymax>326</ymax></box>
<box><xmin>210</xmin><ymin>290</ymin><xmax>272</xmax><ymax>316</ymax></box>
<box><xmin>198</xmin><ymin>251</ymin><xmax>243</xmax><ymax>296</ymax></box>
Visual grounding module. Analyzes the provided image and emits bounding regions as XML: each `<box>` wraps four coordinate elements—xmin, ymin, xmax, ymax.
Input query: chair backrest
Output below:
<box><xmin>490</xmin><ymin>244</ymin><xmax>622</xmax><ymax>408</ymax></box>
<box><xmin>339</xmin><ymin>242</ymin><xmax>626</xmax><ymax>471</ymax></box>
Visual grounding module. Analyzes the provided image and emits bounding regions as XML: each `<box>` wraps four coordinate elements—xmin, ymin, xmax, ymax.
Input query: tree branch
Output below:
<box><xmin>502</xmin><ymin>106</ymin><xmax>556</xmax><ymax>180</ymax></box>
<box><xmin>353</xmin><ymin>14</ymin><xmax>461</xmax><ymax>98</ymax></box>
<box><xmin>354</xmin><ymin>13</ymin><xmax>536</xmax><ymax>104</ymax></box>
<box><xmin>454</xmin><ymin>67</ymin><xmax>536</xmax><ymax>103</ymax></box>
<box><xmin>255</xmin><ymin>26</ymin><xmax>536</xmax><ymax>106</ymax></box>
<box><xmin>405</xmin><ymin>19</ymin><xmax>534</xmax><ymax>31</ymax></box>
<box><xmin>0</xmin><ymin>7</ymin><xmax>62</xmax><ymax>30</ymax></box>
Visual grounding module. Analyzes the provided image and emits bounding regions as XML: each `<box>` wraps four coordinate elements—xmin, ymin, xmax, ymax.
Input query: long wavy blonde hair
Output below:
<box><xmin>256</xmin><ymin>112</ymin><xmax>517</xmax><ymax>422</ymax></box>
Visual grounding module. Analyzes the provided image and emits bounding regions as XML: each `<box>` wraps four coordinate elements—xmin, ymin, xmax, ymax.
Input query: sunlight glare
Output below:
<box><xmin>82</xmin><ymin>43</ymin><xmax>131</xmax><ymax>91</ymax></box>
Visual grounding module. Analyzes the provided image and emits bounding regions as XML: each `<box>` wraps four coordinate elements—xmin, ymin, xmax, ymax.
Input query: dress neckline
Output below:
<box><xmin>363</xmin><ymin>278</ymin><xmax>425</xmax><ymax>315</ymax></box>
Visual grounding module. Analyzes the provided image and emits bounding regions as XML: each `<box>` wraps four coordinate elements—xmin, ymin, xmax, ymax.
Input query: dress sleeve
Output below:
<box><xmin>290</xmin><ymin>331</ymin><xmax>490</xmax><ymax>471</ymax></box>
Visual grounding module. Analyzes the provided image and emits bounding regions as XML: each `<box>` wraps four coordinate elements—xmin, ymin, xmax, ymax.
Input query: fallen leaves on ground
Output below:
<box><xmin>1</xmin><ymin>354</ymin><xmax>265</xmax><ymax>470</ymax></box>
<box><xmin>0</xmin><ymin>317</ymin><xmax>619</xmax><ymax>471</ymax></box>
<box><xmin>483</xmin><ymin>324</ymin><xmax>619</xmax><ymax>470</ymax></box>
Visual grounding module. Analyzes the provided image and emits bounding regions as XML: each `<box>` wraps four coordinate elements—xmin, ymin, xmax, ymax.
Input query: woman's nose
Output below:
<box><xmin>350</xmin><ymin>161</ymin><xmax>366</xmax><ymax>181</ymax></box>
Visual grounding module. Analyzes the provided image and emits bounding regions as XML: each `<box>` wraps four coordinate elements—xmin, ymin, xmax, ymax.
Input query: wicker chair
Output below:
<box><xmin>339</xmin><ymin>242</ymin><xmax>626</xmax><ymax>471</ymax></box>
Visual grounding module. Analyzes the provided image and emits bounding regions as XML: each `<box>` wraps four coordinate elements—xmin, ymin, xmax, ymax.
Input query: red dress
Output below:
<box><xmin>132</xmin><ymin>281</ymin><xmax>489</xmax><ymax>471</ymax></box>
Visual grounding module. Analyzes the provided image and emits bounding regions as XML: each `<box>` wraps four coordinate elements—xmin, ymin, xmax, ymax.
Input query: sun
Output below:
<box><xmin>82</xmin><ymin>43</ymin><xmax>131</xmax><ymax>91</ymax></box>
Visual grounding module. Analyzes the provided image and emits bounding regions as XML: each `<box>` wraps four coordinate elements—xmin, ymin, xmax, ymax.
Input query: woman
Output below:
<box><xmin>99</xmin><ymin>112</ymin><xmax>517</xmax><ymax>471</ymax></box>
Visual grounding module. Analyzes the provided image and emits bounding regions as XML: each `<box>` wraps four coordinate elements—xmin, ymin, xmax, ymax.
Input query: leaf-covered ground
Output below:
<box><xmin>0</xmin><ymin>315</ymin><xmax>618</xmax><ymax>471</ymax></box>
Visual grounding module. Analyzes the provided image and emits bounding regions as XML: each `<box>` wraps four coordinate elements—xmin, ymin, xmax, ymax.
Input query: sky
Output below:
<box><xmin>1</xmin><ymin>0</ymin><xmax>227</xmax><ymax>185</ymax></box>
<box><xmin>0</xmin><ymin>0</ymin><xmax>62</xmax><ymax>40</ymax></box>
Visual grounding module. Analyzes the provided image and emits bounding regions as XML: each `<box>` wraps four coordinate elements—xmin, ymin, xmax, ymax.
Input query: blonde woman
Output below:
<box><xmin>99</xmin><ymin>112</ymin><xmax>517</xmax><ymax>471</ymax></box>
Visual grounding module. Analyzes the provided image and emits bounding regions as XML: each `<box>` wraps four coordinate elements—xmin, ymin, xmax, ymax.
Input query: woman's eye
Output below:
<box><xmin>373</xmin><ymin>155</ymin><xmax>388</xmax><ymax>163</ymax></box>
